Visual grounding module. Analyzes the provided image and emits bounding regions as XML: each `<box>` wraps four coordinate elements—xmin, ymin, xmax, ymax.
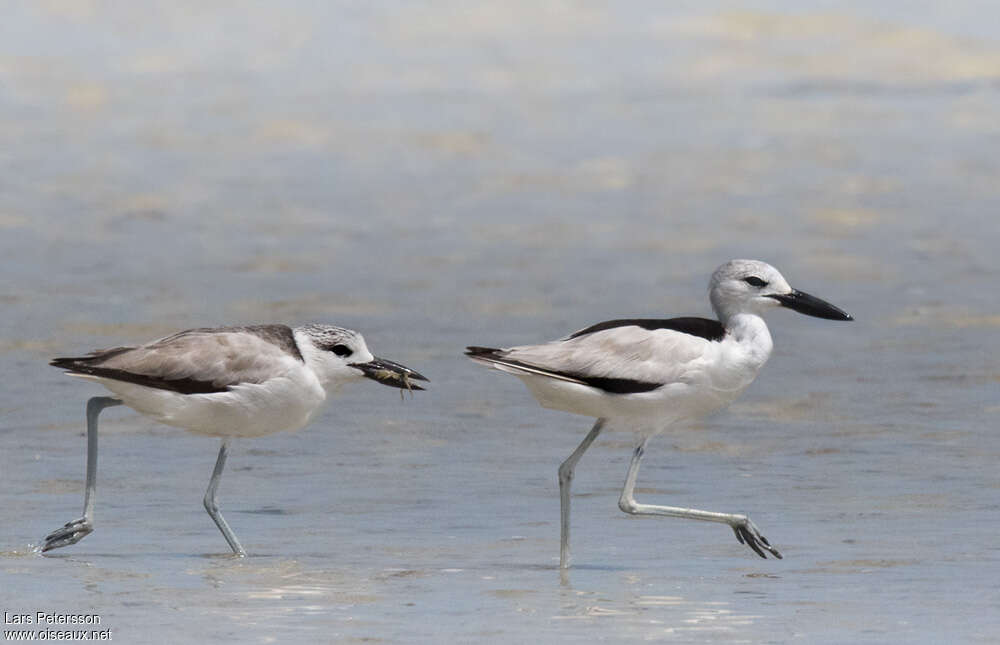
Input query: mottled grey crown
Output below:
<box><xmin>296</xmin><ymin>324</ymin><xmax>363</xmax><ymax>353</ymax></box>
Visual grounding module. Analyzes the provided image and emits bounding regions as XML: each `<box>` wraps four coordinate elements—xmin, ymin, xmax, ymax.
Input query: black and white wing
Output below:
<box><xmin>467</xmin><ymin>318</ymin><xmax>726</xmax><ymax>394</ymax></box>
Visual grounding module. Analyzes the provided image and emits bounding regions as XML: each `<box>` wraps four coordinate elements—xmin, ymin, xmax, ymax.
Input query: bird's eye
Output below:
<box><xmin>330</xmin><ymin>344</ymin><xmax>353</xmax><ymax>357</ymax></box>
<box><xmin>743</xmin><ymin>276</ymin><xmax>768</xmax><ymax>288</ymax></box>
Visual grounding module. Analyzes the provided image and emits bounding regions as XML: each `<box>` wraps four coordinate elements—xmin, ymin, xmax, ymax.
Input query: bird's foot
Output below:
<box><xmin>40</xmin><ymin>517</ymin><xmax>93</xmax><ymax>553</ymax></box>
<box><xmin>731</xmin><ymin>515</ymin><xmax>782</xmax><ymax>559</ymax></box>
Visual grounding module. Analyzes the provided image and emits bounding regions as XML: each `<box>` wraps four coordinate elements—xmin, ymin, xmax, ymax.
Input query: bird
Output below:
<box><xmin>466</xmin><ymin>259</ymin><xmax>852</xmax><ymax>569</ymax></box>
<box><xmin>40</xmin><ymin>323</ymin><xmax>428</xmax><ymax>557</ymax></box>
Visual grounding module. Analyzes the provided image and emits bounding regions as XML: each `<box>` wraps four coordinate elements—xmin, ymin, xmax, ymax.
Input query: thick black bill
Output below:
<box><xmin>350</xmin><ymin>357</ymin><xmax>429</xmax><ymax>390</ymax></box>
<box><xmin>769</xmin><ymin>289</ymin><xmax>854</xmax><ymax>321</ymax></box>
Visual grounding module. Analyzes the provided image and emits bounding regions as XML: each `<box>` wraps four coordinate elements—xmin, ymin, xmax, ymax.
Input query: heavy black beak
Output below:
<box><xmin>350</xmin><ymin>357</ymin><xmax>429</xmax><ymax>390</ymax></box>
<box><xmin>768</xmin><ymin>289</ymin><xmax>854</xmax><ymax>321</ymax></box>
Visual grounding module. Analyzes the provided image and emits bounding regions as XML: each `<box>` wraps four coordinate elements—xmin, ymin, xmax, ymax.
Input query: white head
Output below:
<box><xmin>294</xmin><ymin>324</ymin><xmax>428</xmax><ymax>393</ymax></box>
<box><xmin>709</xmin><ymin>260</ymin><xmax>853</xmax><ymax>325</ymax></box>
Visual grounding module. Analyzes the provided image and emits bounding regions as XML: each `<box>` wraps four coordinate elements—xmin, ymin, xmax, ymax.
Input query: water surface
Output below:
<box><xmin>2</xmin><ymin>2</ymin><xmax>999</xmax><ymax>642</ymax></box>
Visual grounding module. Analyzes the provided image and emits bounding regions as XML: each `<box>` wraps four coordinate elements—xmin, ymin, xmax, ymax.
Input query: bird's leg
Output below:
<box><xmin>41</xmin><ymin>396</ymin><xmax>122</xmax><ymax>552</ymax></box>
<box><xmin>617</xmin><ymin>437</ymin><xmax>781</xmax><ymax>559</ymax></box>
<box><xmin>204</xmin><ymin>438</ymin><xmax>246</xmax><ymax>557</ymax></box>
<box><xmin>557</xmin><ymin>418</ymin><xmax>605</xmax><ymax>569</ymax></box>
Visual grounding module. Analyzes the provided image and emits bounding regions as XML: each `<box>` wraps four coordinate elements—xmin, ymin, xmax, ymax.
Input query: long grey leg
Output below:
<box><xmin>204</xmin><ymin>438</ymin><xmax>246</xmax><ymax>557</ymax></box>
<box><xmin>558</xmin><ymin>418</ymin><xmax>605</xmax><ymax>569</ymax></box>
<box><xmin>618</xmin><ymin>437</ymin><xmax>781</xmax><ymax>559</ymax></box>
<box><xmin>41</xmin><ymin>396</ymin><xmax>122</xmax><ymax>552</ymax></box>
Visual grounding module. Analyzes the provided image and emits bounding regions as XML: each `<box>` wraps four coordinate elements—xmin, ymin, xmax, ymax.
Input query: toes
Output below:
<box><xmin>40</xmin><ymin>520</ymin><xmax>92</xmax><ymax>552</ymax></box>
<box><xmin>41</xmin><ymin>533</ymin><xmax>70</xmax><ymax>551</ymax></box>
<box><xmin>42</xmin><ymin>535</ymin><xmax>83</xmax><ymax>552</ymax></box>
<box><xmin>732</xmin><ymin>522</ymin><xmax>779</xmax><ymax>559</ymax></box>
<box><xmin>41</xmin><ymin>537</ymin><xmax>65</xmax><ymax>552</ymax></box>
<box><xmin>44</xmin><ymin>527</ymin><xmax>74</xmax><ymax>542</ymax></box>
<box><xmin>742</xmin><ymin>528</ymin><xmax>768</xmax><ymax>559</ymax></box>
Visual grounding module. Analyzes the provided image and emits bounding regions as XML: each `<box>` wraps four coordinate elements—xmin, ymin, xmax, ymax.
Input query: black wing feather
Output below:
<box><xmin>465</xmin><ymin>346</ymin><xmax>662</xmax><ymax>394</ymax></box>
<box><xmin>50</xmin><ymin>355</ymin><xmax>229</xmax><ymax>395</ymax></box>
<box><xmin>567</xmin><ymin>317</ymin><xmax>725</xmax><ymax>341</ymax></box>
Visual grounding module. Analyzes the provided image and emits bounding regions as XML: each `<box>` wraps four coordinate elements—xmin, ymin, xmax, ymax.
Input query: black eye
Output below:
<box><xmin>743</xmin><ymin>276</ymin><xmax>768</xmax><ymax>288</ymax></box>
<box><xmin>330</xmin><ymin>344</ymin><xmax>352</xmax><ymax>357</ymax></box>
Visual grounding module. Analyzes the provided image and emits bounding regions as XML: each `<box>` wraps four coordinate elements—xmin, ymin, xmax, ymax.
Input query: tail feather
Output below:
<box><xmin>50</xmin><ymin>356</ymin><xmax>123</xmax><ymax>381</ymax></box>
<box><xmin>465</xmin><ymin>346</ymin><xmax>503</xmax><ymax>358</ymax></box>
<box><xmin>50</xmin><ymin>346</ymin><xmax>133</xmax><ymax>371</ymax></box>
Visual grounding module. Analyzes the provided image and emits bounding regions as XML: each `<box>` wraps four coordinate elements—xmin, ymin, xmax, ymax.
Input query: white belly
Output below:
<box><xmin>519</xmin><ymin>373</ymin><xmax>753</xmax><ymax>427</ymax></box>
<box><xmin>79</xmin><ymin>371</ymin><xmax>328</xmax><ymax>438</ymax></box>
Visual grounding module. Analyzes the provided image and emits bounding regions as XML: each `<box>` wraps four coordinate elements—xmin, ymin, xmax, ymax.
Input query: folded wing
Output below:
<box><xmin>467</xmin><ymin>322</ymin><xmax>723</xmax><ymax>395</ymax></box>
<box><xmin>51</xmin><ymin>325</ymin><xmax>304</xmax><ymax>395</ymax></box>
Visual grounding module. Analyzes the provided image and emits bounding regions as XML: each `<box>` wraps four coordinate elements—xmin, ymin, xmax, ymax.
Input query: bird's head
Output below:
<box><xmin>296</xmin><ymin>324</ymin><xmax>428</xmax><ymax>393</ymax></box>
<box><xmin>709</xmin><ymin>260</ymin><xmax>853</xmax><ymax>324</ymax></box>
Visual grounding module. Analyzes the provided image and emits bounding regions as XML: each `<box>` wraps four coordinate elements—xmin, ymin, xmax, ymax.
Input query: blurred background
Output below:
<box><xmin>1</xmin><ymin>2</ymin><xmax>998</xmax><ymax>643</ymax></box>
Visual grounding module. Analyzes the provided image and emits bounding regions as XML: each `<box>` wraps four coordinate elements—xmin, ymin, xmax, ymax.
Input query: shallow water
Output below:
<box><xmin>2</xmin><ymin>1</ymin><xmax>999</xmax><ymax>643</ymax></box>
